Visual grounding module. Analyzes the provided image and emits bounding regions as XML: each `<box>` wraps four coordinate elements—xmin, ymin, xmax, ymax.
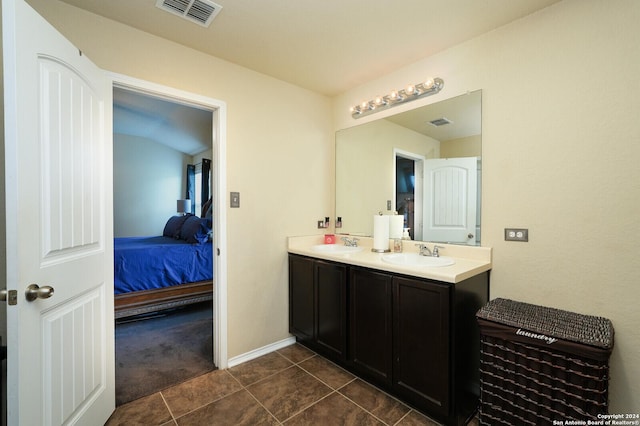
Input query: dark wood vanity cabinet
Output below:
<box><xmin>288</xmin><ymin>254</ymin><xmax>347</xmax><ymax>361</ymax></box>
<box><xmin>289</xmin><ymin>254</ymin><xmax>488</xmax><ymax>425</ymax></box>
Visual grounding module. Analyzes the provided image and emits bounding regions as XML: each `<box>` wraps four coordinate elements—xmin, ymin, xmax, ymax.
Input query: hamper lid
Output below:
<box><xmin>476</xmin><ymin>298</ymin><xmax>614</xmax><ymax>349</ymax></box>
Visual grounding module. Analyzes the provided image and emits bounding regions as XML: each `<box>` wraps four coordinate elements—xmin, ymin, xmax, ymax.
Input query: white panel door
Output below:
<box><xmin>423</xmin><ymin>157</ymin><xmax>478</xmax><ymax>245</ymax></box>
<box><xmin>3</xmin><ymin>0</ymin><xmax>114</xmax><ymax>424</ymax></box>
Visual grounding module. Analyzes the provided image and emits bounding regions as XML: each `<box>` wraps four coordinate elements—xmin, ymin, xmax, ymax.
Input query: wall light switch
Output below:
<box><xmin>505</xmin><ymin>228</ymin><xmax>528</xmax><ymax>242</ymax></box>
<box><xmin>230</xmin><ymin>192</ymin><xmax>240</xmax><ymax>208</ymax></box>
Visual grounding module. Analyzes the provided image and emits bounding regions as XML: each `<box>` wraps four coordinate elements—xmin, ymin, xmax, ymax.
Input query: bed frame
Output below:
<box><xmin>114</xmin><ymin>280</ymin><xmax>213</xmax><ymax>319</ymax></box>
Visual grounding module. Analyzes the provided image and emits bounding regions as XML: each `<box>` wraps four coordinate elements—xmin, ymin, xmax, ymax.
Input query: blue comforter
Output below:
<box><xmin>114</xmin><ymin>236</ymin><xmax>214</xmax><ymax>294</ymax></box>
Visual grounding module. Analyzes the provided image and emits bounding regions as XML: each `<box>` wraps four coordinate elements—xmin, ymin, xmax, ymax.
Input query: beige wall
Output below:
<box><xmin>335</xmin><ymin>0</ymin><xmax>640</xmax><ymax>412</ymax></box>
<box><xmin>440</xmin><ymin>134</ymin><xmax>481</xmax><ymax>158</ymax></box>
<box><xmin>25</xmin><ymin>0</ymin><xmax>334</xmax><ymax>359</ymax></box>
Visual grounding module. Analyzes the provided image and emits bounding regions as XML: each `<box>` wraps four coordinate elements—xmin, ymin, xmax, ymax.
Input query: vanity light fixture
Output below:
<box><xmin>350</xmin><ymin>77</ymin><xmax>444</xmax><ymax>119</ymax></box>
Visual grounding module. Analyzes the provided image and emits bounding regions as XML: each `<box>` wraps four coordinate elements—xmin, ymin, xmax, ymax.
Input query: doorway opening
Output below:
<box><xmin>110</xmin><ymin>76</ymin><xmax>227</xmax><ymax>403</ymax></box>
<box><xmin>394</xmin><ymin>150</ymin><xmax>424</xmax><ymax>241</ymax></box>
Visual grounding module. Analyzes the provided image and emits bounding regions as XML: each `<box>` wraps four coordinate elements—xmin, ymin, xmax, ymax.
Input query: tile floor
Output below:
<box><xmin>106</xmin><ymin>343</ymin><xmax>477</xmax><ymax>425</ymax></box>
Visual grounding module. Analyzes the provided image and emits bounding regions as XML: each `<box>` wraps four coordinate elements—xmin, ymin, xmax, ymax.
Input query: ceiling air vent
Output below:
<box><xmin>156</xmin><ymin>0</ymin><xmax>223</xmax><ymax>27</ymax></box>
<box><xmin>428</xmin><ymin>117</ymin><xmax>453</xmax><ymax>127</ymax></box>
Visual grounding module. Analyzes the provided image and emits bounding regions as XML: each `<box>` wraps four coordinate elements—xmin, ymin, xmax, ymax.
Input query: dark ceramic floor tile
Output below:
<box><xmin>105</xmin><ymin>392</ymin><xmax>173</xmax><ymax>426</ymax></box>
<box><xmin>161</xmin><ymin>370</ymin><xmax>242</xmax><ymax>418</ymax></box>
<box><xmin>247</xmin><ymin>365</ymin><xmax>332</xmax><ymax>422</ymax></box>
<box><xmin>277</xmin><ymin>343</ymin><xmax>315</xmax><ymax>363</ymax></box>
<box><xmin>175</xmin><ymin>389</ymin><xmax>278</xmax><ymax>426</ymax></box>
<box><xmin>298</xmin><ymin>355</ymin><xmax>355</xmax><ymax>389</ymax></box>
<box><xmin>339</xmin><ymin>379</ymin><xmax>411</xmax><ymax>425</ymax></box>
<box><xmin>284</xmin><ymin>391</ymin><xmax>384</xmax><ymax>425</ymax></box>
<box><xmin>228</xmin><ymin>351</ymin><xmax>293</xmax><ymax>386</ymax></box>
<box><xmin>396</xmin><ymin>409</ymin><xmax>441</xmax><ymax>425</ymax></box>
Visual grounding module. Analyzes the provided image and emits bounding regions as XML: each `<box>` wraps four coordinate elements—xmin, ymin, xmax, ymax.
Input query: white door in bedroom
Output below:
<box><xmin>3</xmin><ymin>0</ymin><xmax>114</xmax><ymax>424</ymax></box>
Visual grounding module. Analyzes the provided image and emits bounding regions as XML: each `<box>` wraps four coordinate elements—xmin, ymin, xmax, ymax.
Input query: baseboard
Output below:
<box><xmin>227</xmin><ymin>336</ymin><xmax>296</xmax><ymax>368</ymax></box>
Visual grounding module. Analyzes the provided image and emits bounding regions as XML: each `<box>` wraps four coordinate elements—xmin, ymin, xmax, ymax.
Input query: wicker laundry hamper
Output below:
<box><xmin>476</xmin><ymin>298</ymin><xmax>614</xmax><ymax>425</ymax></box>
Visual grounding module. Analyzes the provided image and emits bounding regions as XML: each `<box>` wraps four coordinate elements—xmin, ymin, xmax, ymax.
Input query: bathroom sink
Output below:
<box><xmin>310</xmin><ymin>244</ymin><xmax>363</xmax><ymax>254</ymax></box>
<box><xmin>381</xmin><ymin>253</ymin><xmax>455</xmax><ymax>267</ymax></box>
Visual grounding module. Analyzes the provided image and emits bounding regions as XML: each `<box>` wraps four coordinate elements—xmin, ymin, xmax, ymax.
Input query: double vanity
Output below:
<box><xmin>288</xmin><ymin>235</ymin><xmax>491</xmax><ymax>426</ymax></box>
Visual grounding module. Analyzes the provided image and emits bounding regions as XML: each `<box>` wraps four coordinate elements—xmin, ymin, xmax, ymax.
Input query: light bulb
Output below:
<box><xmin>424</xmin><ymin>78</ymin><xmax>434</xmax><ymax>89</ymax></box>
<box><xmin>390</xmin><ymin>90</ymin><xmax>404</xmax><ymax>102</ymax></box>
<box><xmin>405</xmin><ymin>84</ymin><xmax>415</xmax><ymax>94</ymax></box>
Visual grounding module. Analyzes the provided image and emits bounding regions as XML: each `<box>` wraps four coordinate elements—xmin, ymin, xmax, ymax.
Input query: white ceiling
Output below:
<box><xmin>58</xmin><ymin>0</ymin><xmax>562</xmax><ymax>97</ymax></box>
<box><xmin>113</xmin><ymin>88</ymin><xmax>212</xmax><ymax>156</ymax></box>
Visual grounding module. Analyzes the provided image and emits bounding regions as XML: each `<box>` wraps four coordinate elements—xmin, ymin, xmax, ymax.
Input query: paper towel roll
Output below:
<box><xmin>372</xmin><ymin>215</ymin><xmax>390</xmax><ymax>252</ymax></box>
<box><xmin>389</xmin><ymin>215</ymin><xmax>404</xmax><ymax>239</ymax></box>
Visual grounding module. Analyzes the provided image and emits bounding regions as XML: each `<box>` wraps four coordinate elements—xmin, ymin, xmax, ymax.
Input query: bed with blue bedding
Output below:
<box><xmin>114</xmin><ymin>214</ymin><xmax>214</xmax><ymax>318</ymax></box>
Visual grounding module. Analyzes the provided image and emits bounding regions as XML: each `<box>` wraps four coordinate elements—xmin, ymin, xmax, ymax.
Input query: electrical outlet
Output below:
<box><xmin>505</xmin><ymin>228</ymin><xmax>528</xmax><ymax>242</ymax></box>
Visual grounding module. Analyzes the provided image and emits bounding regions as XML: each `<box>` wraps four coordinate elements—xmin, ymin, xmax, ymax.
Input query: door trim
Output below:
<box><xmin>108</xmin><ymin>73</ymin><xmax>228</xmax><ymax>368</ymax></box>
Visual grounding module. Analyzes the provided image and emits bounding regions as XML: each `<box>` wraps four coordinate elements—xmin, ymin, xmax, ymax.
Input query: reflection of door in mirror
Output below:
<box><xmin>423</xmin><ymin>157</ymin><xmax>479</xmax><ymax>245</ymax></box>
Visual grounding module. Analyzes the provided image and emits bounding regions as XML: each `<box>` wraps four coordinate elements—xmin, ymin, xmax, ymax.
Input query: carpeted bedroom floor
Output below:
<box><xmin>115</xmin><ymin>301</ymin><xmax>215</xmax><ymax>406</ymax></box>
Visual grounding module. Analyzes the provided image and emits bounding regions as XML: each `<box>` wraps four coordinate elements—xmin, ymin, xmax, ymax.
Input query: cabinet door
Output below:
<box><xmin>393</xmin><ymin>276</ymin><xmax>451</xmax><ymax>417</ymax></box>
<box><xmin>350</xmin><ymin>268</ymin><xmax>393</xmax><ymax>386</ymax></box>
<box><xmin>315</xmin><ymin>260</ymin><xmax>348</xmax><ymax>360</ymax></box>
<box><xmin>289</xmin><ymin>254</ymin><xmax>314</xmax><ymax>341</ymax></box>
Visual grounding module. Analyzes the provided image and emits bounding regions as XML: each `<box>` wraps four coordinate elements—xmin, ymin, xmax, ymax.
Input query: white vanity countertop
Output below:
<box><xmin>288</xmin><ymin>235</ymin><xmax>492</xmax><ymax>284</ymax></box>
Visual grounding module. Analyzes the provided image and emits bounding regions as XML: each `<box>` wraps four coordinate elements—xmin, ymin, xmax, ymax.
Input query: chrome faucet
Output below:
<box><xmin>341</xmin><ymin>236</ymin><xmax>359</xmax><ymax>247</ymax></box>
<box><xmin>416</xmin><ymin>244</ymin><xmax>444</xmax><ymax>257</ymax></box>
<box><xmin>416</xmin><ymin>244</ymin><xmax>432</xmax><ymax>256</ymax></box>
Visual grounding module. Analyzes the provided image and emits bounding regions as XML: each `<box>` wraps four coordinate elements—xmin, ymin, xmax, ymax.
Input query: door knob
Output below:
<box><xmin>25</xmin><ymin>284</ymin><xmax>54</xmax><ymax>302</ymax></box>
<box><xmin>0</xmin><ymin>289</ymin><xmax>6</xmax><ymax>301</ymax></box>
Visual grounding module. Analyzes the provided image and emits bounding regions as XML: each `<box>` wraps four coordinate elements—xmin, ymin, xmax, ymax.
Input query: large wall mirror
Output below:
<box><xmin>335</xmin><ymin>90</ymin><xmax>482</xmax><ymax>245</ymax></box>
